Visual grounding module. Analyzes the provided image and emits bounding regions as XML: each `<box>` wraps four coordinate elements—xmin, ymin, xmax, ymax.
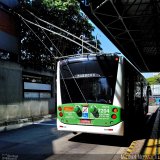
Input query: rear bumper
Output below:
<box><xmin>57</xmin><ymin>119</ymin><xmax>124</xmax><ymax>136</ymax></box>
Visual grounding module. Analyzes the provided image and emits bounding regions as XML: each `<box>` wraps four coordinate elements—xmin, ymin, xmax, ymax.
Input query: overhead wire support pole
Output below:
<box><xmin>80</xmin><ymin>35</ymin><xmax>84</xmax><ymax>55</ymax></box>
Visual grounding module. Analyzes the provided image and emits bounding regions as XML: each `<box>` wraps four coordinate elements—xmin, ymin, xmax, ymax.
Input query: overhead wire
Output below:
<box><xmin>21</xmin><ymin>18</ymin><xmax>54</xmax><ymax>56</ymax></box>
<box><xmin>60</xmin><ymin>71</ymin><xmax>73</xmax><ymax>103</ymax></box>
<box><xmin>33</xmin><ymin>20</ymin><xmax>73</xmax><ymax>103</ymax></box>
<box><xmin>26</xmin><ymin>9</ymin><xmax>102</xmax><ymax>53</ymax></box>
<box><xmin>20</xmin><ymin>13</ymin><xmax>88</xmax><ymax>104</ymax></box>
<box><xmin>16</xmin><ymin>12</ymin><xmax>94</xmax><ymax>53</ymax></box>
<box><xmin>34</xmin><ymin>19</ymin><xmax>88</xmax><ymax>103</ymax></box>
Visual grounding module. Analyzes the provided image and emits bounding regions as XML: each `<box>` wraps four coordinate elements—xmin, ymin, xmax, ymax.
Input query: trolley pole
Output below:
<box><xmin>80</xmin><ymin>35</ymin><xmax>84</xmax><ymax>55</ymax></box>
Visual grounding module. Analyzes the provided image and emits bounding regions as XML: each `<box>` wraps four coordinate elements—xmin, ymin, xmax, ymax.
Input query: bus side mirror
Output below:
<box><xmin>147</xmin><ymin>86</ymin><xmax>152</xmax><ymax>96</ymax></box>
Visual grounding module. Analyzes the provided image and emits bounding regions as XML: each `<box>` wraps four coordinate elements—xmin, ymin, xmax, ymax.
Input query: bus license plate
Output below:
<box><xmin>80</xmin><ymin>119</ymin><xmax>91</xmax><ymax>124</ymax></box>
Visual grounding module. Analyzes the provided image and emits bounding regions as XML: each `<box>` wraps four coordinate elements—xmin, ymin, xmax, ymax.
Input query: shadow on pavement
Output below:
<box><xmin>69</xmin><ymin>108</ymin><xmax>159</xmax><ymax>148</ymax></box>
<box><xmin>69</xmin><ymin>132</ymin><xmax>133</xmax><ymax>147</ymax></box>
<box><xmin>0</xmin><ymin>119</ymin><xmax>70</xmax><ymax>160</ymax></box>
<box><xmin>139</xmin><ymin>108</ymin><xmax>160</xmax><ymax>156</ymax></box>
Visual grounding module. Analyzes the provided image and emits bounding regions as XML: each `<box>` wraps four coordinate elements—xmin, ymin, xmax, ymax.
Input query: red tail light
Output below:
<box><xmin>115</xmin><ymin>57</ymin><xmax>119</xmax><ymax>61</ymax></box>
<box><xmin>111</xmin><ymin>114</ymin><xmax>117</xmax><ymax>119</ymax></box>
<box><xmin>58</xmin><ymin>107</ymin><xmax>62</xmax><ymax>111</ymax></box>
<box><xmin>59</xmin><ymin>112</ymin><xmax>63</xmax><ymax>117</ymax></box>
<box><xmin>112</xmin><ymin>108</ymin><xmax>118</xmax><ymax>113</ymax></box>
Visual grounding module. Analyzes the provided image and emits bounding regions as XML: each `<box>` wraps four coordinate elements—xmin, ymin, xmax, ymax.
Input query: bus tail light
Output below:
<box><xmin>115</xmin><ymin>57</ymin><xmax>119</xmax><ymax>61</ymax></box>
<box><xmin>59</xmin><ymin>112</ymin><xmax>63</xmax><ymax>117</ymax></box>
<box><xmin>112</xmin><ymin>108</ymin><xmax>118</xmax><ymax>113</ymax></box>
<box><xmin>111</xmin><ymin>114</ymin><xmax>117</xmax><ymax>119</ymax></box>
<box><xmin>58</xmin><ymin>106</ymin><xmax>62</xmax><ymax>111</ymax></box>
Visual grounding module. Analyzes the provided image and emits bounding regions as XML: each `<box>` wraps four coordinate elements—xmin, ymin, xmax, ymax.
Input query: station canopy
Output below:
<box><xmin>80</xmin><ymin>0</ymin><xmax>160</xmax><ymax>72</ymax></box>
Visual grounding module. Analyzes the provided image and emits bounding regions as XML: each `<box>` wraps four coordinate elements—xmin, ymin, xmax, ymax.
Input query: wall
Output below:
<box><xmin>0</xmin><ymin>61</ymin><xmax>55</xmax><ymax>123</ymax></box>
<box><xmin>0</xmin><ymin>61</ymin><xmax>22</xmax><ymax>104</ymax></box>
<box><xmin>0</xmin><ymin>101</ymin><xmax>51</xmax><ymax>122</ymax></box>
<box><xmin>0</xmin><ymin>7</ymin><xmax>19</xmax><ymax>54</ymax></box>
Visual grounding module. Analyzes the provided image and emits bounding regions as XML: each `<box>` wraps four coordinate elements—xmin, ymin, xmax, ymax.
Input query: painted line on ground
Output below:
<box><xmin>121</xmin><ymin>141</ymin><xmax>137</xmax><ymax>159</ymax></box>
<box><xmin>121</xmin><ymin>140</ymin><xmax>146</xmax><ymax>159</ymax></box>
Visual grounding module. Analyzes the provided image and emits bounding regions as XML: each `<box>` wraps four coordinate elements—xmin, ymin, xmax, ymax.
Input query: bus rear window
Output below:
<box><xmin>60</xmin><ymin>58</ymin><xmax>118</xmax><ymax>79</ymax></box>
<box><xmin>60</xmin><ymin>57</ymin><xmax>118</xmax><ymax>104</ymax></box>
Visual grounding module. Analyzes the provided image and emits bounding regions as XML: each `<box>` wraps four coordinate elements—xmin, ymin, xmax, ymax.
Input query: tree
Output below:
<box><xmin>42</xmin><ymin>0</ymin><xmax>77</xmax><ymax>10</ymax></box>
<box><xmin>147</xmin><ymin>74</ymin><xmax>160</xmax><ymax>85</ymax></box>
<box><xmin>17</xmin><ymin>0</ymin><xmax>102</xmax><ymax>70</ymax></box>
<box><xmin>147</xmin><ymin>77</ymin><xmax>158</xmax><ymax>85</ymax></box>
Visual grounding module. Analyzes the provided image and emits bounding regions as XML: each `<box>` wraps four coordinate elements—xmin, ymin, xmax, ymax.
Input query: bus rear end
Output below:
<box><xmin>57</xmin><ymin>54</ymin><xmax>124</xmax><ymax>136</ymax></box>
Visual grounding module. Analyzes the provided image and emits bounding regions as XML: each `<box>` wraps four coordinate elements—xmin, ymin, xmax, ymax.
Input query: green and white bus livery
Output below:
<box><xmin>57</xmin><ymin>54</ymin><xmax>150</xmax><ymax>136</ymax></box>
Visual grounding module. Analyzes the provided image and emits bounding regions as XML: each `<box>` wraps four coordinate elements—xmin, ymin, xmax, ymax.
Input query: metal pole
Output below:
<box><xmin>95</xmin><ymin>35</ymin><xmax>97</xmax><ymax>53</ymax></box>
<box><xmin>82</xmin><ymin>37</ymin><xmax>84</xmax><ymax>55</ymax></box>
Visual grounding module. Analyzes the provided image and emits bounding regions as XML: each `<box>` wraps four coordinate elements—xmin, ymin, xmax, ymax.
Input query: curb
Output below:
<box><xmin>0</xmin><ymin>115</ymin><xmax>54</xmax><ymax>132</ymax></box>
<box><xmin>121</xmin><ymin>140</ymin><xmax>145</xmax><ymax>159</ymax></box>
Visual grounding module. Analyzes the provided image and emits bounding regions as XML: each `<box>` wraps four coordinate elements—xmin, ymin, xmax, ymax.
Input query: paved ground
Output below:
<box><xmin>148</xmin><ymin>105</ymin><xmax>159</xmax><ymax>114</ymax></box>
<box><xmin>0</xmin><ymin>119</ymin><xmax>129</xmax><ymax>160</ymax></box>
<box><xmin>0</xmin><ymin>119</ymin><xmax>70</xmax><ymax>160</ymax></box>
<box><xmin>46</xmin><ymin>133</ymin><xmax>131</xmax><ymax>160</ymax></box>
<box><xmin>121</xmin><ymin>106</ymin><xmax>160</xmax><ymax>159</ymax></box>
<box><xmin>0</xmin><ymin>106</ymin><xmax>159</xmax><ymax>160</ymax></box>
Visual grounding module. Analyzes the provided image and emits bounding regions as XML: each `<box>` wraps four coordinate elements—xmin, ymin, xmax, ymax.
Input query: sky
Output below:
<box><xmin>92</xmin><ymin>26</ymin><xmax>121</xmax><ymax>54</ymax></box>
<box><xmin>91</xmin><ymin>23</ymin><xmax>156</xmax><ymax>78</ymax></box>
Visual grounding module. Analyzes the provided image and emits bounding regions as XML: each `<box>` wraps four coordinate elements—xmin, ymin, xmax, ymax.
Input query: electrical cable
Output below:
<box><xmin>26</xmin><ymin>9</ymin><xmax>102</xmax><ymax>53</ymax></box>
<box><xmin>21</xmin><ymin>17</ymin><xmax>88</xmax><ymax>103</ymax></box>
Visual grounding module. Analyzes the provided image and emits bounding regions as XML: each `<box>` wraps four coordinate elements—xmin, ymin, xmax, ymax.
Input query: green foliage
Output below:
<box><xmin>147</xmin><ymin>77</ymin><xmax>157</xmax><ymax>85</ymax></box>
<box><xmin>147</xmin><ymin>74</ymin><xmax>160</xmax><ymax>85</ymax></box>
<box><xmin>16</xmin><ymin>0</ymin><xmax>102</xmax><ymax>70</ymax></box>
<box><xmin>42</xmin><ymin>0</ymin><xmax>77</xmax><ymax>10</ymax></box>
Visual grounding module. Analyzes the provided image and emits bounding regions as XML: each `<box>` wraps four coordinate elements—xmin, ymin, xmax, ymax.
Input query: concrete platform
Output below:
<box><xmin>122</xmin><ymin>107</ymin><xmax>160</xmax><ymax>159</ymax></box>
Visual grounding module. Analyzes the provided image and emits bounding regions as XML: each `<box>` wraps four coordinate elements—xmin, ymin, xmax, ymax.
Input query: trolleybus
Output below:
<box><xmin>57</xmin><ymin>54</ymin><xmax>150</xmax><ymax>136</ymax></box>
